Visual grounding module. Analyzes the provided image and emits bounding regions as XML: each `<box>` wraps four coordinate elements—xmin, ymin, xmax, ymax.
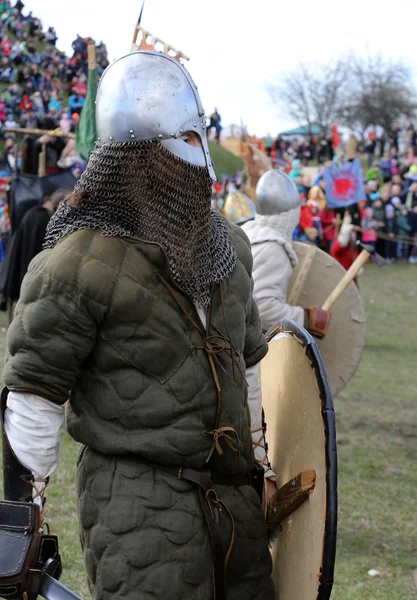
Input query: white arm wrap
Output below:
<box><xmin>4</xmin><ymin>391</ymin><xmax>65</xmax><ymax>480</ymax></box>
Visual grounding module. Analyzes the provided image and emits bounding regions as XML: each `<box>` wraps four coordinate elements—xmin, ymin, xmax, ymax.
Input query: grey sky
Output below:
<box><xmin>27</xmin><ymin>0</ymin><xmax>417</xmax><ymax>136</ymax></box>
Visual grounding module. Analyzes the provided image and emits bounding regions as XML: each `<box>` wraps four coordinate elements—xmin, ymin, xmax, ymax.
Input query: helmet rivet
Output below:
<box><xmin>202</xmin><ymin>125</ymin><xmax>206</xmax><ymax>129</ymax></box>
<box><xmin>158</xmin><ymin>134</ymin><xmax>163</xmax><ymax>139</ymax></box>
<box><xmin>171</xmin><ymin>133</ymin><xmax>175</xmax><ymax>137</ymax></box>
<box><xmin>180</xmin><ymin>128</ymin><xmax>184</xmax><ymax>133</ymax></box>
<box><xmin>129</xmin><ymin>129</ymin><xmax>134</xmax><ymax>134</ymax></box>
<box><xmin>109</xmin><ymin>136</ymin><xmax>114</xmax><ymax>141</ymax></box>
<box><xmin>130</xmin><ymin>134</ymin><xmax>135</xmax><ymax>139</ymax></box>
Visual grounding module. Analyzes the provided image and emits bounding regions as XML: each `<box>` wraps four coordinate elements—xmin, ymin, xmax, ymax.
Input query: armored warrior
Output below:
<box><xmin>1</xmin><ymin>51</ymin><xmax>276</xmax><ymax>600</ymax></box>
<box><xmin>242</xmin><ymin>170</ymin><xmax>331</xmax><ymax>338</ymax></box>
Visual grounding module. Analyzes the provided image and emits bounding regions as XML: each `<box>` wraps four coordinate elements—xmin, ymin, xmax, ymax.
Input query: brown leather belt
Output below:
<box><xmin>149</xmin><ymin>463</ymin><xmax>251</xmax><ymax>600</ymax></box>
<box><xmin>153</xmin><ymin>464</ymin><xmax>251</xmax><ymax>488</ymax></box>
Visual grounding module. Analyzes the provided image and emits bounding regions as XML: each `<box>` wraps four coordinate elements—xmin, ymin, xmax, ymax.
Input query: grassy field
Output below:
<box><xmin>0</xmin><ymin>262</ymin><xmax>416</xmax><ymax>599</ymax></box>
<box><xmin>331</xmin><ymin>262</ymin><xmax>417</xmax><ymax>600</ymax></box>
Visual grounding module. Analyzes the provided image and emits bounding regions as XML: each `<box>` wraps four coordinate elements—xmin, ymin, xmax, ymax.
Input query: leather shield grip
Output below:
<box><xmin>305</xmin><ymin>307</ymin><xmax>332</xmax><ymax>339</ymax></box>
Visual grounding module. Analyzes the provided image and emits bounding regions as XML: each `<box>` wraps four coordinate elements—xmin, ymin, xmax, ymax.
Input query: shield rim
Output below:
<box><xmin>265</xmin><ymin>319</ymin><xmax>338</xmax><ymax>600</ymax></box>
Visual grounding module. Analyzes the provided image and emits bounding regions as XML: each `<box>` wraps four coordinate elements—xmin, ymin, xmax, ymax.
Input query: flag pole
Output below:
<box><xmin>87</xmin><ymin>41</ymin><xmax>96</xmax><ymax>70</ymax></box>
<box><xmin>131</xmin><ymin>0</ymin><xmax>146</xmax><ymax>50</ymax></box>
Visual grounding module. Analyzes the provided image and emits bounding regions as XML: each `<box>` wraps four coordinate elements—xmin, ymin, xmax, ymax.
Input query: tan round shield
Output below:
<box><xmin>287</xmin><ymin>241</ymin><xmax>366</xmax><ymax>397</ymax></box>
<box><xmin>261</xmin><ymin>320</ymin><xmax>337</xmax><ymax>600</ymax></box>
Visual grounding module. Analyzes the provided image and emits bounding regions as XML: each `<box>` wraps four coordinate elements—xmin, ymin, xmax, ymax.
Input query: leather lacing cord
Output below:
<box><xmin>206</xmin><ymin>426</ymin><xmax>240</xmax><ymax>456</ymax></box>
<box><xmin>252</xmin><ymin>411</ymin><xmax>272</xmax><ymax>520</ymax></box>
<box><xmin>212</xmin><ymin>283</ymin><xmax>248</xmax><ymax>388</ymax></box>
<box><xmin>205</xmin><ymin>488</ymin><xmax>235</xmax><ymax>569</ymax></box>
<box><xmin>251</xmin><ymin>407</ymin><xmax>272</xmax><ymax>473</ymax></box>
<box><xmin>249</xmin><ymin>426</ymin><xmax>271</xmax><ymax>521</ymax></box>
<box><xmin>29</xmin><ymin>478</ymin><xmax>49</xmax><ymax>532</ymax></box>
<box><xmin>251</xmin><ymin>427</ymin><xmax>271</xmax><ymax>471</ymax></box>
<box><xmin>155</xmin><ymin>273</ymin><xmax>245</xmax><ymax>459</ymax></box>
<box><xmin>155</xmin><ymin>273</ymin><xmax>245</xmax><ymax>596</ymax></box>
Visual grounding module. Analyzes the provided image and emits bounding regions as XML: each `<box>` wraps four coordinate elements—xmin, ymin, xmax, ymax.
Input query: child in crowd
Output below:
<box><xmin>298</xmin><ymin>201</ymin><xmax>318</xmax><ymax>244</ymax></box>
<box><xmin>361</xmin><ymin>207</ymin><xmax>378</xmax><ymax>252</ymax></box>
<box><xmin>408</xmin><ymin>205</ymin><xmax>417</xmax><ymax>264</ymax></box>
<box><xmin>396</xmin><ymin>205</ymin><xmax>412</xmax><ymax>260</ymax></box>
<box><xmin>391</xmin><ymin>196</ymin><xmax>402</xmax><ymax>211</ymax></box>
<box><xmin>367</xmin><ymin>180</ymin><xmax>380</xmax><ymax>202</ymax></box>
<box><xmin>310</xmin><ymin>201</ymin><xmax>322</xmax><ymax>242</ymax></box>
<box><xmin>384</xmin><ymin>204</ymin><xmax>397</xmax><ymax>262</ymax></box>
<box><xmin>372</xmin><ymin>198</ymin><xmax>386</xmax><ymax>256</ymax></box>
<box><xmin>380</xmin><ymin>152</ymin><xmax>393</xmax><ymax>180</ymax></box>
<box><xmin>319</xmin><ymin>204</ymin><xmax>336</xmax><ymax>252</ymax></box>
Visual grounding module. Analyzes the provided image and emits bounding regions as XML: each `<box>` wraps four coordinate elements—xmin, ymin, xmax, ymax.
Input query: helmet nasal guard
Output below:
<box><xmin>95</xmin><ymin>51</ymin><xmax>216</xmax><ymax>181</ymax></box>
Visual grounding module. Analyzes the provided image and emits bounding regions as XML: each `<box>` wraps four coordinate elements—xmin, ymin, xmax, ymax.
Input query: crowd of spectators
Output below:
<box><xmin>213</xmin><ymin>135</ymin><xmax>417</xmax><ymax>264</ymax></box>
<box><xmin>0</xmin><ymin>1</ymin><xmax>109</xmax><ymax>174</ymax></box>
<box><xmin>0</xmin><ymin>1</ymin><xmax>110</xmax><ymax>258</ymax></box>
<box><xmin>262</xmin><ymin>121</ymin><xmax>417</xmax><ymax>168</ymax></box>
<box><xmin>262</xmin><ymin>131</ymin><xmax>335</xmax><ymax>165</ymax></box>
<box><xmin>286</xmin><ymin>158</ymin><xmax>417</xmax><ymax>264</ymax></box>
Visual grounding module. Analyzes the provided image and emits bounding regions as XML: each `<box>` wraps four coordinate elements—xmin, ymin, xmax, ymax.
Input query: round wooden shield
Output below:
<box><xmin>287</xmin><ymin>241</ymin><xmax>366</xmax><ymax>397</ymax></box>
<box><xmin>261</xmin><ymin>320</ymin><xmax>337</xmax><ymax>600</ymax></box>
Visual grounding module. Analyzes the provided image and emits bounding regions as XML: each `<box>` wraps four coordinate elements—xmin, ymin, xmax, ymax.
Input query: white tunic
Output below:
<box><xmin>242</xmin><ymin>210</ymin><xmax>305</xmax><ymax>332</ymax></box>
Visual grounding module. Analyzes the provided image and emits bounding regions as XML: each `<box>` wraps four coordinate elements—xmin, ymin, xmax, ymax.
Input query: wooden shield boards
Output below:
<box><xmin>287</xmin><ymin>241</ymin><xmax>366</xmax><ymax>397</ymax></box>
<box><xmin>261</xmin><ymin>320</ymin><xmax>337</xmax><ymax>600</ymax></box>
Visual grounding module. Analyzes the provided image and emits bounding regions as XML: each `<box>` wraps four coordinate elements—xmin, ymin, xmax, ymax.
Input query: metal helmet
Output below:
<box><xmin>255</xmin><ymin>169</ymin><xmax>300</xmax><ymax>215</ymax></box>
<box><xmin>224</xmin><ymin>192</ymin><xmax>256</xmax><ymax>225</ymax></box>
<box><xmin>95</xmin><ymin>50</ymin><xmax>216</xmax><ymax>181</ymax></box>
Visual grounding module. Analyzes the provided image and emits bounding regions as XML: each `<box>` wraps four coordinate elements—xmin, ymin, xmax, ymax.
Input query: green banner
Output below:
<box><xmin>75</xmin><ymin>66</ymin><xmax>98</xmax><ymax>160</ymax></box>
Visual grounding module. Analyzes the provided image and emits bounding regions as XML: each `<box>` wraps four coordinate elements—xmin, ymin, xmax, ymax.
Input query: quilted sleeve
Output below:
<box><xmin>3</xmin><ymin>232</ymin><xmax>114</xmax><ymax>404</ymax></box>
<box><xmin>230</xmin><ymin>223</ymin><xmax>268</xmax><ymax>368</ymax></box>
<box><xmin>244</xmin><ymin>275</ymin><xmax>268</xmax><ymax>368</ymax></box>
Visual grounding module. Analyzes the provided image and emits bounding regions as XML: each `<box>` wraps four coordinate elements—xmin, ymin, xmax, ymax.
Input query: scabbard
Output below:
<box><xmin>1</xmin><ymin>387</ymin><xmax>34</xmax><ymax>502</ymax></box>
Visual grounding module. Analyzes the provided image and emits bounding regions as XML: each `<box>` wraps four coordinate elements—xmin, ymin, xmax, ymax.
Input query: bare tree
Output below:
<box><xmin>268</xmin><ymin>59</ymin><xmax>350</xmax><ymax>131</ymax></box>
<box><xmin>271</xmin><ymin>53</ymin><xmax>417</xmax><ymax>136</ymax></box>
<box><xmin>340</xmin><ymin>55</ymin><xmax>417</xmax><ymax>134</ymax></box>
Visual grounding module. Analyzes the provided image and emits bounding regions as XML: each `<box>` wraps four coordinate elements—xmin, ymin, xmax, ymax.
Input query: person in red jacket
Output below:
<box><xmin>298</xmin><ymin>202</ymin><xmax>319</xmax><ymax>243</ymax></box>
<box><xmin>330</xmin><ymin>124</ymin><xmax>341</xmax><ymax>150</ymax></box>
<box><xmin>19</xmin><ymin>94</ymin><xmax>33</xmax><ymax>113</ymax></box>
<box><xmin>0</xmin><ymin>35</ymin><xmax>11</xmax><ymax>56</ymax></box>
<box><xmin>319</xmin><ymin>205</ymin><xmax>336</xmax><ymax>252</ymax></box>
<box><xmin>331</xmin><ymin>212</ymin><xmax>359</xmax><ymax>273</ymax></box>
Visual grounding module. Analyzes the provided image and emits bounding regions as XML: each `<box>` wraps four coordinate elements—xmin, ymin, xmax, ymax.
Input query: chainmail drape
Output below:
<box><xmin>44</xmin><ymin>140</ymin><xmax>237</xmax><ymax>308</ymax></box>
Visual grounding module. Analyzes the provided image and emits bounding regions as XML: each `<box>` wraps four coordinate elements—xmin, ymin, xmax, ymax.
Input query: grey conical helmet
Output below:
<box><xmin>255</xmin><ymin>170</ymin><xmax>300</xmax><ymax>215</ymax></box>
<box><xmin>95</xmin><ymin>50</ymin><xmax>216</xmax><ymax>180</ymax></box>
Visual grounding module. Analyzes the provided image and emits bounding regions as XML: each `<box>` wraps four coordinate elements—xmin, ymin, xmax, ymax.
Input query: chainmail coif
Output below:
<box><xmin>44</xmin><ymin>140</ymin><xmax>237</xmax><ymax>308</ymax></box>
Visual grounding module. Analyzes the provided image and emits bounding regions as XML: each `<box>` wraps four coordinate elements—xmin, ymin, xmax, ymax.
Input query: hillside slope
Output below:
<box><xmin>208</xmin><ymin>141</ymin><xmax>244</xmax><ymax>178</ymax></box>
